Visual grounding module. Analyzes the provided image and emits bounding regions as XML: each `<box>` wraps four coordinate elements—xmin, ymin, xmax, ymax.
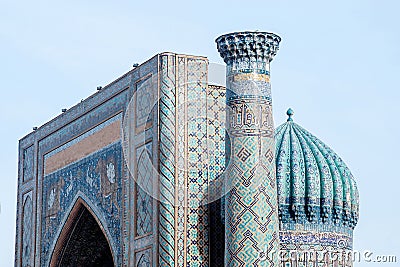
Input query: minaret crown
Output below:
<box><xmin>215</xmin><ymin>31</ymin><xmax>281</xmax><ymax>69</ymax></box>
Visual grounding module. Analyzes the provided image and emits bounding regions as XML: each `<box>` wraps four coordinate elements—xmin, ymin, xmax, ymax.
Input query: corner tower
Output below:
<box><xmin>216</xmin><ymin>31</ymin><xmax>281</xmax><ymax>266</ymax></box>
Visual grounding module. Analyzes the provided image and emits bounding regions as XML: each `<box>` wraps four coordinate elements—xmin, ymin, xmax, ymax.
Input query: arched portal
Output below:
<box><xmin>50</xmin><ymin>198</ymin><xmax>115</xmax><ymax>267</ymax></box>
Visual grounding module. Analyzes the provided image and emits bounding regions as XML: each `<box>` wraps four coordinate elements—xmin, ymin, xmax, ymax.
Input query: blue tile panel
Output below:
<box><xmin>207</xmin><ymin>85</ymin><xmax>227</xmax><ymax>267</ymax></box>
<box><xmin>185</xmin><ymin>57</ymin><xmax>209</xmax><ymax>267</ymax></box>
<box><xmin>14</xmin><ymin>43</ymin><xmax>361</xmax><ymax>267</ymax></box>
<box><xmin>41</xmin><ymin>142</ymin><xmax>123</xmax><ymax>266</ymax></box>
<box><xmin>158</xmin><ymin>54</ymin><xmax>211</xmax><ymax>267</ymax></box>
<box><xmin>44</xmin><ymin>114</ymin><xmax>122</xmax><ymax>161</ymax></box>
<box><xmin>216</xmin><ymin>31</ymin><xmax>282</xmax><ymax>267</ymax></box>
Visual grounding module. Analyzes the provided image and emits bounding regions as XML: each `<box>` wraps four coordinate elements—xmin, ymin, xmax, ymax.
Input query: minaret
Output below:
<box><xmin>216</xmin><ymin>31</ymin><xmax>281</xmax><ymax>266</ymax></box>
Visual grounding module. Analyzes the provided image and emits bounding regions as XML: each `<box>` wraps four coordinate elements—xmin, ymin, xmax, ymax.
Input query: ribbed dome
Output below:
<box><xmin>275</xmin><ymin>109</ymin><xmax>359</xmax><ymax>231</ymax></box>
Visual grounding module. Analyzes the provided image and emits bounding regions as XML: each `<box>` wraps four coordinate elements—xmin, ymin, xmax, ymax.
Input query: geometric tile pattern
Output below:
<box><xmin>15</xmin><ymin>46</ymin><xmax>360</xmax><ymax>267</ymax></box>
<box><xmin>207</xmin><ymin>85</ymin><xmax>226</xmax><ymax>267</ymax></box>
<box><xmin>159</xmin><ymin>54</ymin><xmax>211</xmax><ymax>267</ymax></box>
<box><xmin>206</xmin><ymin>84</ymin><xmax>226</xmax><ymax>203</ymax></box>
<box><xmin>158</xmin><ymin>54</ymin><xmax>177</xmax><ymax>267</ymax></box>
<box><xmin>206</xmin><ymin>85</ymin><xmax>226</xmax><ymax>191</ymax></box>
<box><xmin>224</xmin><ymin>130</ymin><xmax>279</xmax><ymax>267</ymax></box>
<box><xmin>186</xmin><ymin>57</ymin><xmax>209</xmax><ymax>267</ymax></box>
<box><xmin>224</xmin><ymin>97</ymin><xmax>279</xmax><ymax>267</ymax></box>
<box><xmin>176</xmin><ymin>56</ymin><xmax>187</xmax><ymax>267</ymax></box>
<box><xmin>216</xmin><ymin>31</ymin><xmax>282</xmax><ymax>267</ymax></box>
<box><xmin>135</xmin><ymin>142</ymin><xmax>153</xmax><ymax>237</ymax></box>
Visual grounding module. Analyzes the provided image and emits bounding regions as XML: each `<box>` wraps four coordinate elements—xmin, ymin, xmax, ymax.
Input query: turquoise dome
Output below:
<box><xmin>275</xmin><ymin>109</ymin><xmax>359</xmax><ymax>232</ymax></box>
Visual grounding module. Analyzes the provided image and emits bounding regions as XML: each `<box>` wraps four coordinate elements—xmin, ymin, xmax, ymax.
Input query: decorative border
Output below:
<box><xmin>158</xmin><ymin>54</ymin><xmax>177</xmax><ymax>267</ymax></box>
<box><xmin>44</xmin><ymin>114</ymin><xmax>122</xmax><ymax>160</ymax></box>
<box><xmin>176</xmin><ymin>55</ymin><xmax>187</xmax><ymax>267</ymax></box>
<box><xmin>279</xmin><ymin>230</ymin><xmax>353</xmax><ymax>249</ymax></box>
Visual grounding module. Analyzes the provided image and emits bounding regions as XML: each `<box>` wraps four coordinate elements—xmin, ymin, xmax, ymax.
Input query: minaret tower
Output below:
<box><xmin>216</xmin><ymin>31</ymin><xmax>281</xmax><ymax>266</ymax></box>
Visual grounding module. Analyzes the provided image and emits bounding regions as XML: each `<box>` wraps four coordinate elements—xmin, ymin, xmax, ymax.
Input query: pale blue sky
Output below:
<box><xmin>1</xmin><ymin>0</ymin><xmax>399</xmax><ymax>266</ymax></box>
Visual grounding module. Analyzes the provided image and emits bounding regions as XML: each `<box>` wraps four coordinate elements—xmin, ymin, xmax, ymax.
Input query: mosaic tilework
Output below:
<box><xmin>41</xmin><ymin>142</ymin><xmax>122</xmax><ymax>266</ymax></box>
<box><xmin>224</xmin><ymin>130</ymin><xmax>279</xmax><ymax>267</ymax></box>
<box><xmin>121</xmin><ymin>57</ymin><xmax>159</xmax><ymax>267</ymax></box>
<box><xmin>279</xmin><ymin>250</ymin><xmax>353</xmax><ymax>267</ymax></box>
<box><xmin>15</xmin><ymin>64</ymin><xmax>137</xmax><ymax>266</ymax></box>
<box><xmin>39</xmin><ymin>90</ymin><xmax>129</xmax><ymax>154</ymax></box>
<box><xmin>279</xmin><ymin>231</ymin><xmax>353</xmax><ymax>267</ymax></box>
<box><xmin>280</xmin><ymin>231</ymin><xmax>352</xmax><ymax>249</ymax></box>
<box><xmin>158</xmin><ymin>54</ymin><xmax>176</xmax><ymax>267</ymax></box>
<box><xmin>15</xmin><ymin>43</ymin><xmax>361</xmax><ymax>267</ymax></box>
<box><xmin>207</xmin><ymin>85</ymin><xmax>226</xmax><ymax>267</ymax></box>
<box><xmin>23</xmin><ymin>145</ymin><xmax>34</xmax><ymax>182</ymax></box>
<box><xmin>275</xmin><ymin>119</ymin><xmax>359</xmax><ymax>233</ymax></box>
<box><xmin>158</xmin><ymin>54</ymin><xmax>211</xmax><ymax>267</ymax></box>
<box><xmin>176</xmin><ymin>56</ymin><xmax>187</xmax><ymax>267</ymax></box>
<box><xmin>22</xmin><ymin>194</ymin><xmax>33</xmax><ymax>267</ymax></box>
<box><xmin>43</xmin><ymin>114</ymin><xmax>122</xmax><ymax>160</ymax></box>
<box><xmin>135</xmin><ymin>142</ymin><xmax>154</xmax><ymax>237</ymax></box>
<box><xmin>216</xmin><ymin>31</ymin><xmax>281</xmax><ymax>267</ymax></box>
<box><xmin>206</xmin><ymin>85</ymin><xmax>226</xmax><ymax>201</ymax></box>
<box><xmin>44</xmin><ymin>118</ymin><xmax>121</xmax><ymax>176</ymax></box>
<box><xmin>215</xmin><ymin>31</ymin><xmax>281</xmax><ymax>71</ymax></box>
<box><xmin>186</xmin><ymin>57</ymin><xmax>209</xmax><ymax>267</ymax></box>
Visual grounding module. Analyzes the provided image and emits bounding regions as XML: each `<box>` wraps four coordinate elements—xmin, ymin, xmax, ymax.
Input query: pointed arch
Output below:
<box><xmin>135</xmin><ymin>144</ymin><xmax>154</xmax><ymax>238</ymax></box>
<box><xmin>49</xmin><ymin>197</ymin><xmax>115</xmax><ymax>267</ymax></box>
<box><xmin>21</xmin><ymin>195</ymin><xmax>33</xmax><ymax>267</ymax></box>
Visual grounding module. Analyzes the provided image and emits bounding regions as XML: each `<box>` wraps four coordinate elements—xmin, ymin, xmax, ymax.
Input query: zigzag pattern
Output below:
<box><xmin>225</xmin><ymin>98</ymin><xmax>279</xmax><ymax>267</ymax></box>
<box><xmin>158</xmin><ymin>55</ymin><xmax>176</xmax><ymax>267</ymax></box>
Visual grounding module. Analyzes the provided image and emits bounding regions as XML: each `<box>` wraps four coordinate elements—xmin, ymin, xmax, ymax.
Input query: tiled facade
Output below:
<box><xmin>15</xmin><ymin>32</ymin><xmax>359</xmax><ymax>267</ymax></box>
<box><xmin>216</xmin><ymin>32</ymin><xmax>281</xmax><ymax>267</ymax></box>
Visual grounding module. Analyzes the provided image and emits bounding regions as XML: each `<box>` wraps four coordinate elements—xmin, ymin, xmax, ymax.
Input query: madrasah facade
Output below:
<box><xmin>15</xmin><ymin>31</ymin><xmax>359</xmax><ymax>267</ymax></box>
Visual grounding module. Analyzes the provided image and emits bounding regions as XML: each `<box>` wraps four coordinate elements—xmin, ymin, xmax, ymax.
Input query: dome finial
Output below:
<box><xmin>287</xmin><ymin>108</ymin><xmax>294</xmax><ymax>121</ymax></box>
